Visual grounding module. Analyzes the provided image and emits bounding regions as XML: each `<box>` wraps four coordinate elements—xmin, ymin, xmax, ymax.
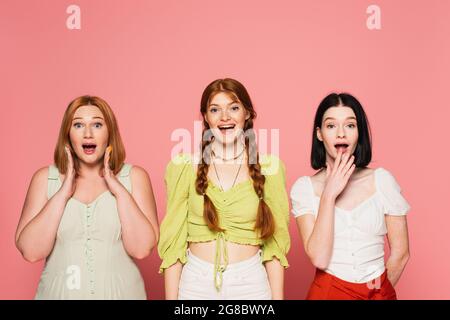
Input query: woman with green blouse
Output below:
<box><xmin>158</xmin><ymin>78</ymin><xmax>291</xmax><ymax>300</ymax></box>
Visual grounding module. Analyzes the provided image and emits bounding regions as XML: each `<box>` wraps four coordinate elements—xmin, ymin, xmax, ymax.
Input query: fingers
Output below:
<box><xmin>65</xmin><ymin>145</ymin><xmax>74</xmax><ymax>173</ymax></box>
<box><xmin>326</xmin><ymin>160</ymin><xmax>333</xmax><ymax>178</ymax></box>
<box><xmin>343</xmin><ymin>163</ymin><xmax>356</xmax><ymax>181</ymax></box>
<box><xmin>342</xmin><ymin>155</ymin><xmax>355</xmax><ymax>174</ymax></box>
<box><xmin>332</xmin><ymin>149</ymin><xmax>343</xmax><ymax>174</ymax></box>
<box><xmin>104</xmin><ymin>146</ymin><xmax>112</xmax><ymax>175</ymax></box>
<box><xmin>337</xmin><ymin>150</ymin><xmax>356</xmax><ymax>174</ymax></box>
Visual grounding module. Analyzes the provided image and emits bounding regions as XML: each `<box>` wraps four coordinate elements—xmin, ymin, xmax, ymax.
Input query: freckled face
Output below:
<box><xmin>69</xmin><ymin>105</ymin><xmax>109</xmax><ymax>164</ymax></box>
<box><xmin>204</xmin><ymin>92</ymin><xmax>250</xmax><ymax>145</ymax></box>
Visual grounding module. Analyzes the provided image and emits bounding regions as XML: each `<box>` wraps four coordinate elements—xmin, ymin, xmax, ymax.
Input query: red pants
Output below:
<box><xmin>306</xmin><ymin>269</ymin><xmax>397</xmax><ymax>300</ymax></box>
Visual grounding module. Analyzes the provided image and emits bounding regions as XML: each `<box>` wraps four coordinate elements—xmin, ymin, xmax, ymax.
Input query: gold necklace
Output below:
<box><xmin>211</xmin><ymin>144</ymin><xmax>245</xmax><ymax>162</ymax></box>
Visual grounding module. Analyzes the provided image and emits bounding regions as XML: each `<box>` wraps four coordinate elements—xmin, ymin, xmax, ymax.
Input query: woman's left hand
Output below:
<box><xmin>103</xmin><ymin>146</ymin><xmax>127</xmax><ymax>196</ymax></box>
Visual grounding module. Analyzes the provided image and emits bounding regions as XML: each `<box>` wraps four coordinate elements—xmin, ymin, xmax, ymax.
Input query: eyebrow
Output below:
<box><xmin>72</xmin><ymin>116</ymin><xmax>104</xmax><ymax>121</ymax></box>
<box><xmin>323</xmin><ymin>116</ymin><xmax>357</xmax><ymax>121</ymax></box>
<box><xmin>209</xmin><ymin>101</ymin><xmax>239</xmax><ymax>107</ymax></box>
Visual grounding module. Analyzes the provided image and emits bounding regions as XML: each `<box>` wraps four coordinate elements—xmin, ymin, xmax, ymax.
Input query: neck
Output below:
<box><xmin>210</xmin><ymin>139</ymin><xmax>246</xmax><ymax>163</ymax></box>
<box><xmin>78</xmin><ymin>161</ymin><xmax>103</xmax><ymax>178</ymax></box>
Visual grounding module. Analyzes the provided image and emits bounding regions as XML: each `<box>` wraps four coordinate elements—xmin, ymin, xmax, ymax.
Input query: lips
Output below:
<box><xmin>82</xmin><ymin>143</ymin><xmax>97</xmax><ymax>155</ymax></box>
<box><xmin>217</xmin><ymin>124</ymin><xmax>236</xmax><ymax>135</ymax></box>
<box><xmin>334</xmin><ymin>143</ymin><xmax>349</xmax><ymax>153</ymax></box>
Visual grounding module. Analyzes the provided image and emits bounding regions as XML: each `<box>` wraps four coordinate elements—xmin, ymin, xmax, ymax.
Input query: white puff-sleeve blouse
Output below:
<box><xmin>290</xmin><ymin>167</ymin><xmax>410</xmax><ymax>283</ymax></box>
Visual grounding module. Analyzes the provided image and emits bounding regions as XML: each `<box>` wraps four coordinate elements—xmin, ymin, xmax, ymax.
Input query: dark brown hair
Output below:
<box><xmin>311</xmin><ymin>93</ymin><xmax>372</xmax><ymax>169</ymax></box>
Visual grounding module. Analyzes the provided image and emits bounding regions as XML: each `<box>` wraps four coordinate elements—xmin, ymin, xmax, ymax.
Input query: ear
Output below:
<box><xmin>316</xmin><ymin>127</ymin><xmax>323</xmax><ymax>142</ymax></box>
<box><xmin>245</xmin><ymin>110</ymin><xmax>251</xmax><ymax>120</ymax></box>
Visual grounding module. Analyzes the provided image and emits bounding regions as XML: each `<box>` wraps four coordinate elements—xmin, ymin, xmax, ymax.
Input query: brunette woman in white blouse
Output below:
<box><xmin>290</xmin><ymin>93</ymin><xmax>410</xmax><ymax>300</ymax></box>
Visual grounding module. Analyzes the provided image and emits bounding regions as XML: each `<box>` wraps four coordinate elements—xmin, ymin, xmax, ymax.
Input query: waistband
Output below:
<box><xmin>314</xmin><ymin>268</ymin><xmax>388</xmax><ymax>288</ymax></box>
<box><xmin>186</xmin><ymin>235</ymin><xmax>262</xmax><ymax>292</ymax></box>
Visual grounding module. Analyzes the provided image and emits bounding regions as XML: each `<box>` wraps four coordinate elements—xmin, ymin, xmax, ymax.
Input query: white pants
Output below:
<box><xmin>178</xmin><ymin>249</ymin><xmax>272</xmax><ymax>300</ymax></box>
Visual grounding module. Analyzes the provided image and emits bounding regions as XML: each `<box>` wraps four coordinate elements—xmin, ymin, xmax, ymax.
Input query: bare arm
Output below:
<box><xmin>164</xmin><ymin>261</ymin><xmax>183</xmax><ymax>300</ymax></box>
<box><xmin>114</xmin><ymin>165</ymin><xmax>159</xmax><ymax>259</ymax></box>
<box><xmin>15</xmin><ymin>168</ymin><xmax>67</xmax><ymax>262</ymax></box>
<box><xmin>385</xmin><ymin>215</ymin><xmax>410</xmax><ymax>286</ymax></box>
<box><xmin>16</xmin><ymin>147</ymin><xmax>75</xmax><ymax>262</ymax></box>
<box><xmin>264</xmin><ymin>258</ymin><xmax>284</xmax><ymax>299</ymax></box>
<box><xmin>103</xmin><ymin>148</ymin><xmax>159</xmax><ymax>259</ymax></box>
<box><xmin>296</xmin><ymin>195</ymin><xmax>336</xmax><ymax>270</ymax></box>
<box><xmin>296</xmin><ymin>151</ymin><xmax>355</xmax><ymax>269</ymax></box>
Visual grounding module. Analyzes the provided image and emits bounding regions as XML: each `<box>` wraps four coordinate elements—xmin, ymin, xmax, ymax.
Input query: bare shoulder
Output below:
<box><xmin>130</xmin><ymin>165</ymin><xmax>152</xmax><ymax>184</ymax></box>
<box><xmin>24</xmin><ymin>166</ymin><xmax>49</xmax><ymax>201</ymax></box>
<box><xmin>354</xmin><ymin>167</ymin><xmax>376</xmax><ymax>180</ymax></box>
<box><xmin>363</xmin><ymin>167</ymin><xmax>376</xmax><ymax>175</ymax></box>
<box><xmin>310</xmin><ymin>169</ymin><xmax>326</xmax><ymax>183</ymax></box>
<box><xmin>31</xmin><ymin>166</ymin><xmax>49</xmax><ymax>185</ymax></box>
<box><xmin>191</xmin><ymin>152</ymin><xmax>201</xmax><ymax>174</ymax></box>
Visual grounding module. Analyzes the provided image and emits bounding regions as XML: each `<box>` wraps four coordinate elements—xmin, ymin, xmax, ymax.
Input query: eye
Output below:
<box><xmin>347</xmin><ymin>123</ymin><xmax>356</xmax><ymax>128</ymax></box>
<box><xmin>209</xmin><ymin>107</ymin><xmax>218</xmax><ymax>113</ymax></box>
<box><xmin>326</xmin><ymin>123</ymin><xmax>335</xmax><ymax>129</ymax></box>
<box><xmin>73</xmin><ymin>122</ymin><xmax>83</xmax><ymax>129</ymax></box>
<box><xmin>93</xmin><ymin>122</ymin><xmax>103</xmax><ymax>129</ymax></box>
<box><xmin>231</xmin><ymin>104</ymin><xmax>240</xmax><ymax>111</ymax></box>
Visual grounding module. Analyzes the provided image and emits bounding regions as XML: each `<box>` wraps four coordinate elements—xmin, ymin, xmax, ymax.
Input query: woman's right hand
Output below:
<box><xmin>322</xmin><ymin>149</ymin><xmax>356</xmax><ymax>200</ymax></box>
<box><xmin>58</xmin><ymin>146</ymin><xmax>77</xmax><ymax>201</ymax></box>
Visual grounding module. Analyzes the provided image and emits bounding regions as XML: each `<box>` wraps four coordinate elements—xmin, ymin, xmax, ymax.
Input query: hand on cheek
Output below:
<box><xmin>103</xmin><ymin>145</ymin><xmax>124</xmax><ymax>196</ymax></box>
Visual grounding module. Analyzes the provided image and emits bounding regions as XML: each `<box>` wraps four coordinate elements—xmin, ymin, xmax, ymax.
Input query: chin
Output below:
<box><xmin>79</xmin><ymin>155</ymin><xmax>100</xmax><ymax>165</ymax></box>
<box><xmin>225</xmin><ymin>136</ymin><xmax>242</xmax><ymax>146</ymax></box>
<box><xmin>213</xmin><ymin>133</ymin><xmax>234</xmax><ymax>144</ymax></box>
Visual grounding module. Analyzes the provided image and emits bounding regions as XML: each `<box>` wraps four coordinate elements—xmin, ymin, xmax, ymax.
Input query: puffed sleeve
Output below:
<box><xmin>376</xmin><ymin>168</ymin><xmax>411</xmax><ymax>216</ymax></box>
<box><xmin>259</xmin><ymin>155</ymin><xmax>290</xmax><ymax>268</ymax></box>
<box><xmin>157</xmin><ymin>153</ymin><xmax>192</xmax><ymax>273</ymax></box>
<box><xmin>290</xmin><ymin>176</ymin><xmax>316</xmax><ymax>218</ymax></box>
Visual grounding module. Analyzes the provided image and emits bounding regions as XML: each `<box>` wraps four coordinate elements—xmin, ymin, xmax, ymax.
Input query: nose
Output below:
<box><xmin>83</xmin><ymin>126</ymin><xmax>93</xmax><ymax>138</ymax></box>
<box><xmin>221</xmin><ymin>109</ymin><xmax>231</xmax><ymax>121</ymax></box>
<box><xmin>337</xmin><ymin>125</ymin><xmax>346</xmax><ymax>138</ymax></box>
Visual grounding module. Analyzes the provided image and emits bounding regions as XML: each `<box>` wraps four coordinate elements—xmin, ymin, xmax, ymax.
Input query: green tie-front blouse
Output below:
<box><xmin>157</xmin><ymin>153</ymin><xmax>291</xmax><ymax>290</ymax></box>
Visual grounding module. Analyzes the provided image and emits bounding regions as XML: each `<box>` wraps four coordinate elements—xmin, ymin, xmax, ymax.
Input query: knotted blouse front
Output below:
<box><xmin>158</xmin><ymin>153</ymin><xmax>290</xmax><ymax>290</ymax></box>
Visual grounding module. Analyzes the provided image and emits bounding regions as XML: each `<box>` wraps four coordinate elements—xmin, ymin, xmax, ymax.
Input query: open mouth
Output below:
<box><xmin>82</xmin><ymin>143</ymin><xmax>97</xmax><ymax>155</ymax></box>
<box><xmin>217</xmin><ymin>124</ymin><xmax>236</xmax><ymax>135</ymax></box>
<box><xmin>334</xmin><ymin>143</ymin><xmax>349</xmax><ymax>153</ymax></box>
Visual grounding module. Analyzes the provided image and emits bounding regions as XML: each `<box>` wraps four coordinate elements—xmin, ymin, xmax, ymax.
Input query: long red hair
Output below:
<box><xmin>54</xmin><ymin>95</ymin><xmax>126</xmax><ymax>175</ymax></box>
<box><xmin>195</xmin><ymin>78</ymin><xmax>275</xmax><ymax>240</ymax></box>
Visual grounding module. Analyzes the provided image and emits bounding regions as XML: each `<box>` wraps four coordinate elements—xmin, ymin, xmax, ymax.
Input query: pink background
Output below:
<box><xmin>1</xmin><ymin>0</ymin><xmax>449</xmax><ymax>299</ymax></box>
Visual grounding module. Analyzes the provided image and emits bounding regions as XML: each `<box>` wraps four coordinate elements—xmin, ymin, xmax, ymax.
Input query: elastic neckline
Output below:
<box><xmin>50</xmin><ymin>163</ymin><xmax>130</xmax><ymax>206</ymax></box>
<box><xmin>207</xmin><ymin>178</ymin><xmax>253</xmax><ymax>193</ymax></box>
<box><xmin>307</xmin><ymin>167</ymin><xmax>381</xmax><ymax>213</ymax></box>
